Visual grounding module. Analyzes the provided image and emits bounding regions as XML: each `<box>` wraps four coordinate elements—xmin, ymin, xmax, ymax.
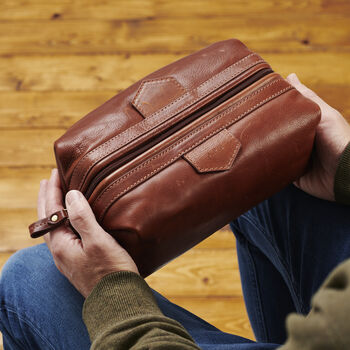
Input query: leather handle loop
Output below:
<box><xmin>29</xmin><ymin>209</ymin><xmax>69</xmax><ymax>238</ymax></box>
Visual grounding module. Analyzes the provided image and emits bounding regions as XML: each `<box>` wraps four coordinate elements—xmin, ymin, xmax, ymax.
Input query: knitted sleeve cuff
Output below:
<box><xmin>334</xmin><ymin>141</ymin><xmax>350</xmax><ymax>205</ymax></box>
<box><xmin>82</xmin><ymin>271</ymin><xmax>163</xmax><ymax>341</ymax></box>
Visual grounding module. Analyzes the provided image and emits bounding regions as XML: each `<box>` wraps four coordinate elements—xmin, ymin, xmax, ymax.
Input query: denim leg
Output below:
<box><xmin>0</xmin><ymin>244</ymin><xmax>91</xmax><ymax>350</ymax></box>
<box><xmin>0</xmin><ymin>243</ymin><xmax>279</xmax><ymax>350</ymax></box>
<box><xmin>153</xmin><ymin>290</ymin><xmax>278</xmax><ymax>350</ymax></box>
<box><xmin>230</xmin><ymin>184</ymin><xmax>350</xmax><ymax>344</ymax></box>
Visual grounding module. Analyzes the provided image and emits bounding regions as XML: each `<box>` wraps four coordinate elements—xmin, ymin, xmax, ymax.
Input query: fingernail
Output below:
<box><xmin>66</xmin><ymin>190</ymin><xmax>83</xmax><ymax>205</ymax></box>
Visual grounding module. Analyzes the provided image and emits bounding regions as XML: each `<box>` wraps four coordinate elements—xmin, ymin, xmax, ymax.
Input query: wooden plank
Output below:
<box><xmin>0</xmin><ymin>53</ymin><xmax>349</xmax><ymax>92</ymax></box>
<box><xmin>0</xmin><ymin>0</ymin><xmax>349</xmax><ymax>20</ymax></box>
<box><xmin>0</xmin><ymin>91</ymin><xmax>114</xmax><ymax>128</ymax></box>
<box><xmin>0</xmin><ymin>209</ymin><xmax>44</xmax><ymax>251</ymax></box>
<box><xmin>146</xmin><ymin>249</ymin><xmax>241</xmax><ymax>297</ymax></box>
<box><xmin>0</xmin><ymin>129</ymin><xmax>62</xmax><ymax>166</ymax></box>
<box><xmin>0</xmin><ymin>167</ymin><xmax>51</xmax><ymax>209</ymax></box>
<box><xmin>0</xmin><ymin>15</ymin><xmax>349</xmax><ymax>55</ymax></box>
<box><xmin>0</xmin><ymin>54</ymin><xmax>172</xmax><ymax>92</ymax></box>
<box><xmin>168</xmin><ymin>296</ymin><xmax>253</xmax><ymax>339</ymax></box>
<box><xmin>0</xmin><ymin>0</ymin><xmax>154</xmax><ymax>20</ymax></box>
<box><xmin>1</xmin><ymin>85</ymin><xmax>350</xmax><ymax>129</ymax></box>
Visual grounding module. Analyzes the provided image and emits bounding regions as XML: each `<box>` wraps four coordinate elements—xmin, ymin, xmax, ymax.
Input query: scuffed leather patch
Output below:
<box><xmin>183</xmin><ymin>128</ymin><xmax>241</xmax><ymax>173</ymax></box>
<box><xmin>132</xmin><ymin>77</ymin><xmax>186</xmax><ymax>118</ymax></box>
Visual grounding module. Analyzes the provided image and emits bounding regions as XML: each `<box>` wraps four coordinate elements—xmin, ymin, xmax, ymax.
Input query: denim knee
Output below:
<box><xmin>0</xmin><ymin>244</ymin><xmax>50</xmax><ymax>308</ymax></box>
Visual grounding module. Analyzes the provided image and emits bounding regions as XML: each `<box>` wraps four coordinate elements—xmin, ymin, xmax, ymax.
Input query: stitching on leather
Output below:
<box><xmin>31</xmin><ymin>222</ymin><xmax>47</xmax><ymax>228</ymax></box>
<box><xmin>95</xmin><ymin>79</ymin><xmax>286</xmax><ymax>207</ymax></box>
<box><xmin>133</xmin><ymin>54</ymin><xmax>258</xmax><ymax>121</ymax></box>
<box><xmin>184</xmin><ymin>132</ymin><xmax>241</xmax><ymax>172</ymax></box>
<box><xmin>30</xmin><ymin>211</ymin><xmax>66</xmax><ymax>231</ymax></box>
<box><xmin>73</xmin><ymin>54</ymin><xmax>261</xmax><ymax>189</ymax></box>
<box><xmin>189</xmin><ymin>141</ymin><xmax>241</xmax><ymax>172</ymax></box>
<box><xmin>70</xmin><ymin>53</ymin><xmax>265</xmax><ymax>190</ymax></box>
<box><xmin>96</xmin><ymin>81</ymin><xmax>291</xmax><ymax>220</ymax></box>
<box><xmin>132</xmin><ymin>77</ymin><xmax>186</xmax><ymax>116</ymax></box>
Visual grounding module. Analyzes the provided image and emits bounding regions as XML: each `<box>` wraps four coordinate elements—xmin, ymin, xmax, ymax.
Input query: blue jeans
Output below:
<box><xmin>0</xmin><ymin>184</ymin><xmax>349</xmax><ymax>349</ymax></box>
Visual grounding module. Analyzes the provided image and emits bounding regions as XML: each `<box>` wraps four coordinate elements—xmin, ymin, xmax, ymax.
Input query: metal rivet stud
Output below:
<box><xmin>50</xmin><ymin>214</ymin><xmax>58</xmax><ymax>222</ymax></box>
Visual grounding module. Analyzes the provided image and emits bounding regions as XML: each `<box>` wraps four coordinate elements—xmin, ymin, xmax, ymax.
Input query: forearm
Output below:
<box><xmin>334</xmin><ymin>141</ymin><xmax>350</xmax><ymax>205</ymax></box>
<box><xmin>83</xmin><ymin>271</ymin><xmax>201</xmax><ymax>350</ymax></box>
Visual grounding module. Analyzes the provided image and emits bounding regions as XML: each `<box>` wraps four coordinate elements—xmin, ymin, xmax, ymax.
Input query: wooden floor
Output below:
<box><xmin>0</xmin><ymin>0</ymin><xmax>349</xmax><ymax>348</ymax></box>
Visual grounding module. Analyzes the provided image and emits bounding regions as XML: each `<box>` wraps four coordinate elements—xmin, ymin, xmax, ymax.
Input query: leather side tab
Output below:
<box><xmin>183</xmin><ymin>129</ymin><xmax>241</xmax><ymax>173</ymax></box>
<box><xmin>132</xmin><ymin>77</ymin><xmax>186</xmax><ymax>118</ymax></box>
<box><xmin>29</xmin><ymin>209</ymin><xmax>69</xmax><ymax>238</ymax></box>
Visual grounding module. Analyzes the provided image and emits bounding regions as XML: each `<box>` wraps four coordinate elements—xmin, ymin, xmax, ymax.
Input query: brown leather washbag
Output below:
<box><xmin>29</xmin><ymin>39</ymin><xmax>321</xmax><ymax>277</ymax></box>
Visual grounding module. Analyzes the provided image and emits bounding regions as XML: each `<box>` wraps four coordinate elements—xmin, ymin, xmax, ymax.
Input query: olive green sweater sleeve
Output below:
<box><xmin>83</xmin><ymin>271</ymin><xmax>201</xmax><ymax>349</ymax></box>
<box><xmin>279</xmin><ymin>259</ymin><xmax>350</xmax><ymax>349</ymax></box>
<box><xmin>334</xmin><ymin>141</ymin><xmax>350</xmax><ymax>205</ymax></box>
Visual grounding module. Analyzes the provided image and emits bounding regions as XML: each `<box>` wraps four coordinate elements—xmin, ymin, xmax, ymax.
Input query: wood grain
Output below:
<box><xmin>0</xmin><ymin>91</ymin><xmax>114</xmax><ymax>128</ymax></box>
<box><xmin>146</xmin><ymin>248</ymin><xmax>241</xmax><ymax>297</ymax></box>
<box><xmin>0</xmin><ymin>53</ymin><xmax>349</xmax><ymax>93</ymax></box>
<box><xmin>0</xmin><ymin>130</ymin><xmax>61</xmax><ymax>166</ymax></box>
<box><xmin>0</xmin><ymin>167</ymin><xmax>52</xmax><ymax>209</ymax></box>
<box><xmin>1</xmin><ymin>0</ymin><xmax>349</xmax><ymax>20</ymax></box>
<box><xmin>0</xmin><ymin>15</ymin><xmax>349</xmax><ymax>56</ymax></box>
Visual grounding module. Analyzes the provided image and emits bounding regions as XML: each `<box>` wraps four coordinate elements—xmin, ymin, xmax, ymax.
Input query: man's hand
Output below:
<box><xmin>287</xmin><ymin>73</ymin><xmax>350</xmax><ymax>201</ymax></box>
<box><xmin>38</xmin><ymin>168</ymin><xmax>139</xmax><ymax>298</ymax></box>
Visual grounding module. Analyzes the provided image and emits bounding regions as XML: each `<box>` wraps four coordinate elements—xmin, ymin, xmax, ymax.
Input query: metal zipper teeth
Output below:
<box><xmin>84</xmin><ymin>68</ymin><xmax>273</xmax><ymax>199</ymax></box>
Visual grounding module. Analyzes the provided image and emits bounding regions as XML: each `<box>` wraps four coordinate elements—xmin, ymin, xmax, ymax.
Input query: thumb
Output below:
<box><xmin>65</xmin><ymin>190</ymin><xmax>104</xmax><ymax>242</ymax></box>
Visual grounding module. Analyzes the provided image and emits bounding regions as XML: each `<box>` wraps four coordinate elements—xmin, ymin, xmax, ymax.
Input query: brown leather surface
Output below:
<box><xmin>29</xmin><ymin>39</ymin><xmax>321</xmax><ymax>276</ymax></box>
<box><xmin>29</xmin><ymin>209</ymin><xmax>68</xmax><ymax>238</ymax></box>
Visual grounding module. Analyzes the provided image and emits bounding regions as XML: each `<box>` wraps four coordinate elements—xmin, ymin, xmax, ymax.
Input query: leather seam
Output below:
<box><xmin>95</xmin><ymin>81</ymin><xmax>292</xmax><ymax>220</ymax></box>
<box><xmin>132</xmin><ymin>77</ymin><xmax>186</xmax><ymax>117</ymax></box>
<box><xmin>95</xmin><ymin>79</ymin><xmax>286</xmax><ymax>207</ymax></box>
<box><xmin>184</xmin><ymin>132</ymin><xmax>241</xmax><ymax>172</ymax></box>
<box><xmin>70</xmin><ymin>53</ymin><xmax>264</xmax><ymax>190</ymax></box>
<box><xmin>134</xmin><ymin>54</ymin><xmax>258</xmax><ymax>123</ymax></box>
<box><xmin>30</xmin><ymin>222</ymin><xmax>47</xmax><ymax>228</ymax></box>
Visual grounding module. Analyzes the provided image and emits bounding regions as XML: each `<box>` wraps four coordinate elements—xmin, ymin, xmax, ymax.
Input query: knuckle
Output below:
<box><xmin>70</xmin><ymin>206</ymin><xmax>87</xmax><ymax>224</ymax></box>
<box><xmin>86</xmin><ymin>240</ymin><xmax>103</xmax><ymax>255</ymax></box>
<box><xmin>52</xmin><ymin>243</ymin><xmax>64</xmax><ymax>259</ymax></box>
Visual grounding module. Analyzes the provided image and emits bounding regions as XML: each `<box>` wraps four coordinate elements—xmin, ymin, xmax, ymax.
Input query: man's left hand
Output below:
<box><xmin>37</xmin><ymin>168</ymin><xmax>139</xmax><ymax>298</ymax></box>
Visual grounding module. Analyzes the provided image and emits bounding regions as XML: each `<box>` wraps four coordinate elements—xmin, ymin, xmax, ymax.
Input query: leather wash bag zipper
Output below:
<box><xmin>29</xmin><ymin>39</ymin><xmax>321</xmax><ymax>277</ymax></box>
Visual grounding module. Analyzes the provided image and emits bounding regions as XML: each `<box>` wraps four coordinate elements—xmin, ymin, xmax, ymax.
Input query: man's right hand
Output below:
<box><xmin>286</xmin><ymin>73</ymin><xmax>350</xmax><ymax>201</ymax></box>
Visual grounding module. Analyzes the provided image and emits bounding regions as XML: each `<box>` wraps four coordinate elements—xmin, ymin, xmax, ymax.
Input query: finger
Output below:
<box><xmin>45</xmin><ymin>169</ymin><xmax>76</xmax><ymax>248</ymax></box>
<box><xmin>286</xmin><ymin>73</ymin><xmax>329</xmax><ymax>108</ymax></box>
<box><xmin>45</xmin><ymin>168</ymin><xmax>64</xmax><ymax>216</ymax></box>
<box><xmin>37</xmin><ymin>179</ymin><xmax>50</xmax><ymax>247</ymax></box>
<box><xmin>37</xmin><ymin>179</ymin><xmax>48</xmax><ymax>220</ymax></box>
<box><xmin>65</xmin><ymin>190</ymin><xmax>105</xmax><ymax>245</ymax></box>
